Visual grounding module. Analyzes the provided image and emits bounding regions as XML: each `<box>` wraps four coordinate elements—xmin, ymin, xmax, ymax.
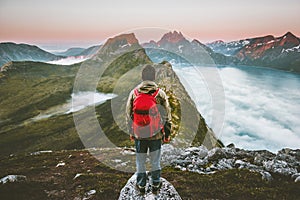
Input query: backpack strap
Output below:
<box><xmin>134</xmin><ymin>88</ymin><xmax>159</xmax><ymax>97</ymax></box>
<box><xmin>152</xmin><ymin>88</ymin><xmax>160</xmax><ymax>98</ymax></box>
<box><xmin>134</xmin><ymin>88</ymin><xmax>139</xmax><ymax>97</ymax></box>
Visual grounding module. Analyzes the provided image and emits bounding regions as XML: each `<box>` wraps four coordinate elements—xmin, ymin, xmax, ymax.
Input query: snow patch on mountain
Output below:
<box><xmin>206</xmin><ymin>39</ymin><xmax>250</xmax><ymax>56</ymax></box>
<box><xmin>281</xmin><ymin>45</ymin><xmax>300</xmax><ymax>53</ymax></box>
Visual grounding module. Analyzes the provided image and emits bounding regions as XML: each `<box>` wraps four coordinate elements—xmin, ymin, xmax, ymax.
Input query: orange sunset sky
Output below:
<box><xmin>0</xmin><ymin>0</ymin><xmax>299</xmax><ymax>50</ymax></box>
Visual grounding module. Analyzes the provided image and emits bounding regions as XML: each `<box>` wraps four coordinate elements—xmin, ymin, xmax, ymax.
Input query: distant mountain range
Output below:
<box><xmin>144</xmin><ymin>31</ymin><xmax>300</xmax><ymax>72</ymax></box>
<box><xmin>53</xmin><ymin>45</ymin><xmax>101</xmax><ymax>57</ymax></box>
<box><xmin>206</xmin><ymin>32</ymin><xmax>300</xmax><ymax>56</ymax></box>
<box><xmin>0</xmin><ymin>42</ymin><xmax>65</xmax><ymax>67</ymax></box>
<box><xmin>0</xmin><ymin>43</ymin><xmax>100</xmax><ymax>67</ymax></box>
<box><xmin>206</xmin><ymin>32</ymin><xmax>300</xmax><ymax>72</ymax></box>
<box><xmin>54</xmin><ymin>47</ymin><xmax>85</xmax><ymax>56</ymax></box>
<box><xmin>143</xmin><ymin>31</ymin><xmax>236</xmax><ymax>66</ymax></box>
<box><xmin>1</xmin><ymin>31</ymin><xmax>299</xmax><ymax>72</ymax></box>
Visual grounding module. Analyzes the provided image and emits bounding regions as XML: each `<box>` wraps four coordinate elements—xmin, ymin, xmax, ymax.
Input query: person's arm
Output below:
<box><xmin>126</xmin><ymin>90</ymin><xmax>135</xmax><ymax>140</ymax></box>
<box><xmin>157</xmin><ymin>89</ymin><xmax>172</xmax><ymax>141</ymax></box>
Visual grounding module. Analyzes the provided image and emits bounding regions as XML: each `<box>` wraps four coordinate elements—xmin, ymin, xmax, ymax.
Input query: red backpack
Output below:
<box><xmin>132</xmin><ymin>88</ymin><xmax>163</xmax><ymax>139</ymax></box>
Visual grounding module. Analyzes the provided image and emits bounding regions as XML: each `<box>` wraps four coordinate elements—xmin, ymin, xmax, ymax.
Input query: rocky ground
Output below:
<box><xmin>161</xmin><ymin>144</ymin><xmax>300</xmax><ymax>182</ymax></box>
<box><xmin>0</xmin><ymin>145</ymin><xmax>299</xmax><ymax>200</ymax></box>
<box><xmin>119</xmin><ymin>174</ymin><xmax>182</xmax><ymax>200</ymax></box>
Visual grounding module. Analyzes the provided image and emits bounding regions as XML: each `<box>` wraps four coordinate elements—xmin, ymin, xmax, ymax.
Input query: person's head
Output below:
<box><xmin>142</xmin><ymin>64</ymin><xmax>156</xmax><ymax>81</ymax></box>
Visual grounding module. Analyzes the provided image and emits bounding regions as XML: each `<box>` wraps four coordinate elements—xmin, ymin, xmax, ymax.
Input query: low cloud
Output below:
<box><xmin>174</xmin><ymin>66</ymin><xmax>300</xmax><ymax>152</ymax></box>
<box><xmin>47</xmin><ymin>56</ymin><xmax>90</xmax><ymax>65</ymax></box>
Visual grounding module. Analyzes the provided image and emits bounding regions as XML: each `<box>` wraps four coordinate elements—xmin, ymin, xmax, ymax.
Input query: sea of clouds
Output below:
<box><xmin>173</xmin><ymin>65</ymin><xmax>300</xmax><ymax>152</ymax></box>
<box><xmin>47</xmin><ymin>56</ymin><xmax>90</xmax><ymax>65</ymax></box>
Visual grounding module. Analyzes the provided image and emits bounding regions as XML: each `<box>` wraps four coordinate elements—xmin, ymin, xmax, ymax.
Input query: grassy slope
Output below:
<box><xmin>0</xmin><ymin>49</ymin><xmax>151</xmax><ymax>156</ymax></box>
<box><xmin>0</xmin><ymin>61</ymin><xmax>78</xmax><ymax>125</ymax></box>
<box><xmin>0</xmin><ymin>150</ymin><xmax>299</xmax><ymax>200</ymax></box>
<box><xmin>0</xmin><ymin>61</ymin><xmax>83</xmax><ymax>156</ymax></box>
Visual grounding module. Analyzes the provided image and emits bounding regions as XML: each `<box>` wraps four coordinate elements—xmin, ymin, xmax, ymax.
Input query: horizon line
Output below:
<box><xmin>0</xmin><ymin>30</ymin><xmax>299</xmax><ymax>50</ymax></box>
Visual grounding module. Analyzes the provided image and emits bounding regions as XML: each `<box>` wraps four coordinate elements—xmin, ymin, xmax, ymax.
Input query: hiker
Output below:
<box><xmin>126</xmin><ymin>64</ymin><xmax>172</xmax><ymax>193</ymax></box>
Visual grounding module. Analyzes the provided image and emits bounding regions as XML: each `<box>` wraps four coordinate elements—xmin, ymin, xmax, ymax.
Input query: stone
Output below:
<box><xmin>234</xmin><ymin>160</ymin><xmax>247</xmax><ymax>168</ymax></box>
<box><xmin>73</xmin><ymin>173</ymin><xmax>82</xmax><ymax>180</ymax></box>
<box><xmin>291</xmin><ymin>173</ymin><xmax>300</xmax><ymax>180</ymax></box>
<box><xmin>207</xmin><ymin>148</ymin><xmax>226</xmax><ymax>161</ymax></box>
<box><xmin>260</xmin><ymin>171</ymin><xmax>273</xmax><ymax>182</ymax></box>
<box><xmin>45</xmin><ymin>190</ymin><xmax>66</xmax><ymax>198</ymax></box>
<box><xmin>226</xmin><ymin>143</ymin><xmax>235</xmax><ymax>148</ymax></box>
<box><xmin>198</xmin><ymin>145</ymin><xmax>209</xmax><ymax>158</ymax></box>
<box><xmin>153</xmin><ymin>145</ymin><xmax>299</xmax><ymax>179</ymax></box>
<box><xmin>56</xmin><ymin>161</ymin><xmax>65</xmax><ymax>167</ymax></box>
<box><xmin>118</xmin><ymin>173</ymin><xmax>182</xmax><ymax>200</ymax></box>
<box><xmin>84</xmin><ymin>189</ymin><xmax>96</xmax><ymax>199</ymax></box>
<box><xmin>217</xmin><ymin>158</ymin><xmax>234</xmax><ymax>170</ymax></box>
<box><xmin>30</xmin><ymin>150</ymin><xmax>53</xmax><ymax>156</ymax></box>
<box><xmin>0</xmin><ymin>175</ymin><xmax>26</xmax><ymax>184</ymax></box>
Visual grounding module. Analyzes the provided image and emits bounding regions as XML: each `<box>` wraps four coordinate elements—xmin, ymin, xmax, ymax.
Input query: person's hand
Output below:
<box><xmin>130</xmin><ymin>135</ymin><xmax>135</xmax><ymax>142</ymax></box>
<box><xmin>163</xmin><ymin>136</ymin><xmax>171</xmax><ymax>143</ymax></box>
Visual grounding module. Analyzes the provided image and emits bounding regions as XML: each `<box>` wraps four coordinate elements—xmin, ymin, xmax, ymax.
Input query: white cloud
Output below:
<box><xmin>32</xmin><ymin>92</ymin><xmax>116</xmax><ymax>121</ymax></box>
<box><xmin>67</xmin><ymin>92</ymin><xmax>117</xmax><ymax>113</ymax></box>
<box><xmin>174</xmin><ymin>65</ymin><xmax>300</xmax><ymax>152</ymax></box>
<box><xmin>47</xmin><ymin>56</ymin><xmax>90</xmax><ymax>65</ymax></box>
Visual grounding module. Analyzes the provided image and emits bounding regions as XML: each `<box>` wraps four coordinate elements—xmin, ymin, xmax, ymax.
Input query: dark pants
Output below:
<box><xmin>135</xmin><ymin>139</ymin><xmax>162</xmax><ymax>187</ymax></box>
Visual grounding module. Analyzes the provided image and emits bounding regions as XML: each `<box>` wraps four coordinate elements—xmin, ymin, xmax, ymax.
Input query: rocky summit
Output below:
<box><xmin>161</xmin><ymin>144</ymin><xmax>300</xmax><ymax>182</ymax></box>
<box><xmin>118</xmin><ymin>173</ymin><xmax>182</xmax><ymax>200</ymax></box>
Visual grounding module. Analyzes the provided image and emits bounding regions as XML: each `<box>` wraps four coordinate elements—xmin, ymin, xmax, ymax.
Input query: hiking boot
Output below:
<box><xmin>152</xmin><ymin>182</ymin><xmax>162</xmax><ymax>193</ymax></box>
<box><xmin>136</xmin><ymin>183</ymin><xmax>145</xmax><ymax>194</ymax></box>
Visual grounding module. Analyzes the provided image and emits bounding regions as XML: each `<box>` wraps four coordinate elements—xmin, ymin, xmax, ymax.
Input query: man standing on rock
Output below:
<box><xmin>126</xmin><ymin>64</ymin><xmax>172</xmax><ymax>194</ymax></box>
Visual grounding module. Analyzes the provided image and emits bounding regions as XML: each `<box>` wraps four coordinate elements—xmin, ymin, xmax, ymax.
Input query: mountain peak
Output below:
<box><xmin>158</xmin><ymin>31</ymin><xmax>186</xmax><ymax>45</ymax></box>
<box><xmin>99</xmin><ymin>33</ymin><xmax>140</xmax><ymax>55</ymax></box>
<box><xmin>283</xmin><ymin>31</ymin><xmax>296</xmax><ymax>38</ymax></box>
<box><xmin>208</xmin><ymin>40</ymin><xmax>225</xmax><ymax>45</ymax></box>
<box><xmin>278</xmin><ymin>31</ymin><xmax>300</xmax><ymax>47</ymax></box>
<box><xmin>191</xmin><ymin>39</ymin><xmax>205</xmax><ymax>46</ymax></box>
<box><xmin>105</xmin><ymin>33</ymin><xmax>139</xmax><ymax>47</ymax></box>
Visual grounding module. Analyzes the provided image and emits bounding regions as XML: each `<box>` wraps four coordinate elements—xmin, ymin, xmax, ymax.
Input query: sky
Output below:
<box><xmin>0</xmin><ymin>0</ymin><xmax>299</xmax><ymax>50</ymax></box>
